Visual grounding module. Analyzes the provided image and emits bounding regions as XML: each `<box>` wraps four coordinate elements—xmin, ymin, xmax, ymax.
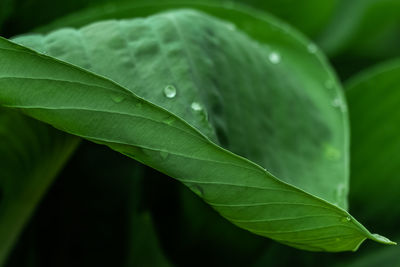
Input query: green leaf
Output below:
<box><xmin>0</xmin><ymin>0</ymin><xmax>13</xmax><ymax>30</ymax></box>
<box><xmin>0</xmin><ymin>0</ymin><xmax>117</xmax><ymax>37</ymax></box>
<box><xmin>34</xmin><ymin>0</ymin><xmax>337</xmax><ymax>38</ymax></box>
<box><xmin>317</xmin><ymin>0</ymin><xmax>400</xmax><ymax>59</ymax></box>
<box><xmin>145</xmin><ymin>169</ymin><xmax>266</xmax><ymax>266</ymax></box>
<box><xmin>0</xmin><ymin>9</ymin><xmax>394</xmax><ymax>251</ymax></box>
<box><xmin>0</xmin><ymin>109</ymin><xmax>79</xmax><ymax>265</ymax></box>
<box><xmin>240</xmin><ymin>0</ymin><xmax>337</xmax><ymax>37</ymax></box>
<box><xmin>346</xmin><ymin>59</ymin><xmax>400</xmax><ymax>232</ymax></box>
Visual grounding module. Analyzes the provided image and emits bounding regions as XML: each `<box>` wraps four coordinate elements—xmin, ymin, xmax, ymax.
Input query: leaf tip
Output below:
<box><xmin>371</xmin><ymin>233</ymin><xmax>397</xmax><ymax>245</ymax></box>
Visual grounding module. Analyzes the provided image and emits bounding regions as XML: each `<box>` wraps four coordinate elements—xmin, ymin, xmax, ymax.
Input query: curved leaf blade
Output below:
<box><xmin>15</xmin><ymin>7</ymin><xmax>349</xmax><ymax>209</ymax></box>
<box><xmin>0</xmin><ymin>10</ymin><xmax>394</xmax><ymax>251</ymax></box>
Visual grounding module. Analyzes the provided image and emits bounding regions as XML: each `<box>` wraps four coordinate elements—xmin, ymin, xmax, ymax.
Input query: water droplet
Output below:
<box><xmin>268</xmin><ymin>52</ymin><xmax>281</xmax><ymax>64</ymax></box>
<box><xmin>341</xmin><ymin>216</ymin><xmax>351</xmax><ymax>222</ymax></box>
<box><xmin>332</xmin><ymin>97</ymin><xmax>342</xmax><ymax>107</ymax></box>
<box><xmin>324</xmin><ymin>144</ymin><xmax>341</xmax><ymax>160</ymax></box>
<box><xmin>111</xmin><ymin>94</ymin><xmax>125</xmax><ymax>103</ymax></box>
<box><xmin>191</xmin><ymin>102</ymin><xmax>203</xmax><ymax>111</ymax></box>
<box><xmin>190</xmin><ymin>184</ymin><xmax>204</xmax><ymax>197</ymax></box>
<box><xmin>332</xmin><ymin>97</ymin><xmax>347</xmax><ymax>113</ymax></box>
<box><xmin>226</xmin><ymin>22</ymin><xmax>236</xmax><ymax>31</ymax></box>
<box><xmin>163</xmin><ymin>116</ymin><xmax>175</xmax><ymax>125</ymax></box>
<box><xmin>163</xmin><ymin>85</ymin><xmax>177</xmax><ymax>98</ymax></box>
<box><xmin>307</xmin><ymin>43</ymin><xmax>317</xmax><ymax>54</ymax></box>
<box><xmin>160</xmin><ymin>151</ymin><xmax>169</xmax><ymax>159</ymax></box>
<box><xmin>336</xmin><ymin>183</ymin><xmax>346</xmax><ymax>200</ymax></box>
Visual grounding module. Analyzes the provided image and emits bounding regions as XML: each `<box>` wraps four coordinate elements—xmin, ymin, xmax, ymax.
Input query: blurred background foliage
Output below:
<box><xmin>1</xmin><ymin>0</ymin><xmax>400</xmax><ymax>266</ymax></box>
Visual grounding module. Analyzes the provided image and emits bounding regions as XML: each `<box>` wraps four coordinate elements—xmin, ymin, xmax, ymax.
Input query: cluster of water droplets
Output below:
<box><xmin>323</xmin><ymin>79</ymin><xmax>348</xmax><ymax>113</ymax></box>
<box><xmin>163</xmin><ymin>84</ymin><xmax>206</xmax><ymax>113</ymax></box>
<box><xmin>341</xmin><ymin>216</ymin><xmax>351</xmax><ymax>223</ymax></box>
<box><xmin>331</xmin><ymin>96</ymin><xmax>347</xmax><ymax>113</ymax></box>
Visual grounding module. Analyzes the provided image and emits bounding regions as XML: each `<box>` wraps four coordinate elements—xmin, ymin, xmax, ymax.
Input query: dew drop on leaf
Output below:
<box><xmin>163</xmin><ymin>85</ymin><xmax>177</xmax><ymax>98</ymax></box>
<box><xmin>163</xmin><ymin>116</ymin><xmax>175</xmax><ymax>125</ymax></box>
<box><xmin>191</xmin><ymin>102</ymin><xmax>203</xmax><ymax>111</ymax></box>
<box><xmin>268</xmin><ymin>52</ymin><xmax>281</xmax><ymax>64</ymax></box>
<box><xmin>111</xmin><ymin>94</ymin><xmax>125</xmax><ymax>103</ymax></box>
<box><xmin>331</xmin><ymin>97</ymin><xmax>347</xmax><ymax>113</ymax></box>
<box><xmin>190</xmin><ymin>184</ymin><xmax>204</xmax><ymax>197</ymax></box>
<box><xmin>336</xmin><ymin>183</ymin><xmax>346</xmax><ymax>200</ymax></box>
<box><xmin>331</xmin><ymin>97</ymin><xmax>342</xmax><ymax>108</ymax></box>
<box><xmin>324</xmin><ymin>144</ymin><xmax>341</xmax><ymax>160</ymax></box>
<box><xmin>160</xmin><ymin>151</ymin><xmax>169</xmax><ymax>160</ymax></box>
<box><xmin>307</xmin><ymin>43</ymin><xmax>317</xmax><ymax>54</ymax></box>
<box><xmin>341</xmin><ymin>216</ymin><xmax>351</xmax><ymax>222</ymax></box>
<box><xmin>226</xmin><ymin>22</ymin><xmax>236</xmax><ymax>31</ymax></box>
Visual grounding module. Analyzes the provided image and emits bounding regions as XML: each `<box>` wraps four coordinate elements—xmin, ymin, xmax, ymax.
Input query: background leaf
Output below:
<box><xmin>317</xmin><ymin>0</ymin><xmax>400</xmax><ymax>60</ymax></box>
<box><xmin>346</xmin><ymin>59</ymin><xmax>400</xmax><ymax>236</ymax></box>
<box><xmin>144</xmin><ymin>168</ymin><xmax>267</xmax><ymax>266</ymax></box>
<box><xmin>4</xmin><ymin>141</ymin><xmax>170</xmax><ymax>267</ymax></box>
<box><xmin>337</xmin><ymin>240</ymin><xmax>400</xmax><ymax>267</ymax></box>
<box><xmin>2</xmin><ymin>0</ymin><xmax>337</xmax><ymax>38</ymax></box>
<box><xmin>0</xmin><ymin>109</ymin><xmax>79</xmax><ymax>265</ymax></box>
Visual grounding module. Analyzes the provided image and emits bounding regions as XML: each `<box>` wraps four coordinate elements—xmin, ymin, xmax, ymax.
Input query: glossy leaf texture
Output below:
<box><xmin>0</xmin><ymin>109</ymin><xmax>79</xmax><ymax>265</ymax></box>
<box><xmin>346</xmin><ymin>59</ymin><xmax>400</xmax><ymax>232</ymax></box>
<box><xmin>0</xmin><ymin>9</ymin><xmax>394</xmax><ymax>251</ymax></box>
<box><xmin>317</xmin><ymin>0</ymin><xmax>400</xmax><ymax>60</ymax></box>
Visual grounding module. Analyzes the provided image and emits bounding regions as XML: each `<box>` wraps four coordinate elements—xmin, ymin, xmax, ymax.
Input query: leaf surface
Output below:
<box><xmin>0</xmin><ymin>9</ymin><xmax>393</xmax><ymax>251</ymax></box>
